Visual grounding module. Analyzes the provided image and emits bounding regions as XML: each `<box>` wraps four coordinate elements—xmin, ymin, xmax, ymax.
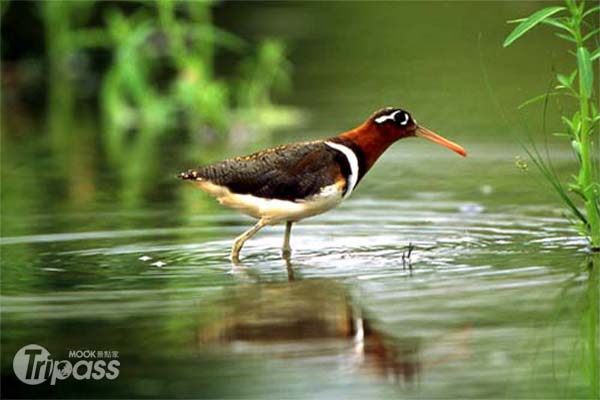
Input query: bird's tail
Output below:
<box><xmin>178</xmin><ymin>170</ymin><xmax>202</xmax><ymax>180</ymax></box>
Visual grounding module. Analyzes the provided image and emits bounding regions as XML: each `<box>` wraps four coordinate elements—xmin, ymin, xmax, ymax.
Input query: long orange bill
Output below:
<box><xmin>415</xmin><ymin>126</ymin><xmax>467</xmax><ymax>157</ymax></box>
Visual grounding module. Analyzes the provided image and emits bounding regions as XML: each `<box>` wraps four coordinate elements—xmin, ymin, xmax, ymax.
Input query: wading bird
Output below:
<box><xmin>180</xmin><ymin>107</ymin><xmax>466</xmax><ymax>262</ymax></box>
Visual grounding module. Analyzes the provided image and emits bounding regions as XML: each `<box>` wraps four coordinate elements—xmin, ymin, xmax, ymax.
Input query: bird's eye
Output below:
<box><xmin>394</xmin><ymin>111</ymin><xmax>410</xmax><ymax>126</ymax></box>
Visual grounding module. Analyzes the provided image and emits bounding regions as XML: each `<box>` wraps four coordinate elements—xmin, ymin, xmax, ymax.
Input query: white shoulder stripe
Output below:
<box><xmin>325</xmin><ymin>141</ymin><xmax>359</xmax><ymax>199</ymax></box>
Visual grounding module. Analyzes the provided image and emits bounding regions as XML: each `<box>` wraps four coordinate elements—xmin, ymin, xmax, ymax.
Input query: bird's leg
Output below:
<box><xmin>231</xmin><ymin>218</ymin><xmax>268</xmax><ymax>263</ymax></box>
<box><xmin>284</xmin><ymin>256</ymin><xmax>295</xmax><ymax>282</ymax></box>
<box><xmin>282</xmin><ymin>221</ymin><xmax>293</xmax><ymax>259</ymax></box>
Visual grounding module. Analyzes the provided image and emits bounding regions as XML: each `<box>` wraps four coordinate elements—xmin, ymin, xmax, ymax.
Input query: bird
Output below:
<box><xmin>179</xmin><ymin>107</ymin><xmax>466</xmax><ymax>262</ymax></box>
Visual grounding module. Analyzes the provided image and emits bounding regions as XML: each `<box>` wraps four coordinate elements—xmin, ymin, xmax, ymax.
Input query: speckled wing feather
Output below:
<box><xmin>180</xmin><ymin>141</ymin><xmax>352</xmax><ymax>201</ymax></box>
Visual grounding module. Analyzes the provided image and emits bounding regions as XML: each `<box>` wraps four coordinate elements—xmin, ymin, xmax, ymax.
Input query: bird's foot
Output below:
<box><xmin>230</xmin><ymin>249</ymin><xmax>242</xmax><ymax>265</ymax></box>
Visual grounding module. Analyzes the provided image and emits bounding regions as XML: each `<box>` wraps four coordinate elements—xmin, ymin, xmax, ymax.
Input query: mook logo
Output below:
<box><xmin>13</xmin><ymin>344</ymin><xmax>120</xmax><ymax>385</ymax></box>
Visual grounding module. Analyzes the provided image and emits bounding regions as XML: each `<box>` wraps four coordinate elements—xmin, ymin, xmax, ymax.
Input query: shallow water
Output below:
<box><xmin>2</xmin><ymin>1</ymin><xmax>599</xmax><ymax>398</ymax></box>
<box><xmin>2</xmin><ymin>141</ymin><xmax>598</xmax><ymax>398</ymax></box>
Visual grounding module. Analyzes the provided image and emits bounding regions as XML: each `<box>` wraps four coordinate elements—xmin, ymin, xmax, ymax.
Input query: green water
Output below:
<box><xmin>1</xmin><ymin>1</ymin><xmax>598</xmax><ymax>398</ymax></box>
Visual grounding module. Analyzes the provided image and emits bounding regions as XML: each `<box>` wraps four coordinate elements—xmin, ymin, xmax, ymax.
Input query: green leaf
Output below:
<box><xmin>571</xmin><ymin>140</ymin><xmax>582</xmax><ymax>157</ymax></box>
<box><xmin>557</xmin><ymin>74</ymin><xmax>572</xmax><ymax>88</ymax></box>
<box><xmin>572</xmin><ymin>112</ymin><xmax>582</xmax><ymax>135</ymax></box>
<box><xmin>517</xmin><ymin>92</ymin><xmax>559</xmax><ymax>109</ymax></box>
<box><xmin>555</xmin><ymin>32</ymin><xmax>577</xmax><ymax>42</ymax></box>
<box><xmin>569</xmin><ymin>69</ymin><xmax>577</xmax><ymax>84</ymax></box>
<box><xmin>591</xmin><ymin>48</ymin><xmax>600</xmax><ymax>61</ymax></box>
<box><xmin>503</xmin><ymin>7</ymin><xmax>566</xmax><ymax>47</ymax></box>
<box><xmin>583</xmin><ymin>5</ymin><xmax>600</xmax><ymax>18</ymax></box>
<box><xmin>577</xmin><ymin>47</ymin><xmax>593</xmax><ymax>98</ymax></box>
<box><xmin>564</xmin><ymin>0</ymin><xmax>576</xmax><ymax>15</ymax></box>
<box><xmin>562</xmin><ymin>115</ymin><xmax>575</xmax><ymax>130</ymax></box>
<box><xmin>583</xmin><ymin>27</ymin><xmax>600</xmax><ymax>42</ymax></box>
<box><xmin>543</xmin><ymin>17</ymin><xmax>574</xmax><ymax>34</ymax></box>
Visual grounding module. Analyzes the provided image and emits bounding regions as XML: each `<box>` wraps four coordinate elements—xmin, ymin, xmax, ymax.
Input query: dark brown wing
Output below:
<box><xmin>180</xmin><ymin>141</ymin><xmax>351</xmax><ymax>201</ymax></box>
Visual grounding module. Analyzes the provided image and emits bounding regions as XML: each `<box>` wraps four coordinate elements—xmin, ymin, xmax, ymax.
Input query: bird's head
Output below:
<box><xmin>368</xmin><ymin>107</ymin><xmax>467</xmax><ymax>157</ymax></box>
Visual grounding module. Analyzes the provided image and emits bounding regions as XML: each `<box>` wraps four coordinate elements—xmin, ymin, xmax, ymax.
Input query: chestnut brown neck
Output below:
<box><xmin>335</xmin><ymin>122</ymin><xmax>399</xmax><ymax>172</ymax></box>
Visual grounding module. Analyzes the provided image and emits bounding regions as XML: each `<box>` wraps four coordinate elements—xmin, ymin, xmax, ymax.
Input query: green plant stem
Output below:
<box><xmin>575</xmin><ymin>30</ymin><xmax>600</xmax><ymax>247</ymax></box>
<box><xmin>578</xmin><ymin>100</ymin><xmax>599</xmax><ymax>247</ymax></box>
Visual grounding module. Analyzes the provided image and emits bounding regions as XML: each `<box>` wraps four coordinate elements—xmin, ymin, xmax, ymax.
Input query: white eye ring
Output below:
<box><xmin>397</xmin><ymin>112</ymin><xmax>409</xmax><ymax>125</ymax></box>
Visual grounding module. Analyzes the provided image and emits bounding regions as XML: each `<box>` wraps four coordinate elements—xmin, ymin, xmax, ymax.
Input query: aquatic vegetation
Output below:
<box><xmin>504</xmin><ymin>0</ymin><xmax>600</xmax><ymax>249</ymax></box>
<box><xmin>33</xmin><ymin>0</ymin><xmax>293</xmax><ymax>205</ymax></box>
<box><xmin>40</xmin><ymin>1</ymin><xmax>291</xmax><ymax>139</ymax></box>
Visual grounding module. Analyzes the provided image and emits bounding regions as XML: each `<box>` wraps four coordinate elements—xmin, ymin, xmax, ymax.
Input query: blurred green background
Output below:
<box><xmin>1</xmin><ymin>0</ymin><xmax>579</xmax><ymax>212</ymax></box>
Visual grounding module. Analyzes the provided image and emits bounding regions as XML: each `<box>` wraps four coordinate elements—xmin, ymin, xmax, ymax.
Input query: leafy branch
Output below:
<box><xmin>504</xmin><ymin>0</ymin><xmax>600</xmax><ymax>249</ymax></box>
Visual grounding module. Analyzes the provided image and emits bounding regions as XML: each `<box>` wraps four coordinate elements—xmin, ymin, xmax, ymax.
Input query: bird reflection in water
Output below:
<box><xmin>195</xmin><ymin>261</ymin><xmax>472</xmax><ymax>384</ymax></box>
